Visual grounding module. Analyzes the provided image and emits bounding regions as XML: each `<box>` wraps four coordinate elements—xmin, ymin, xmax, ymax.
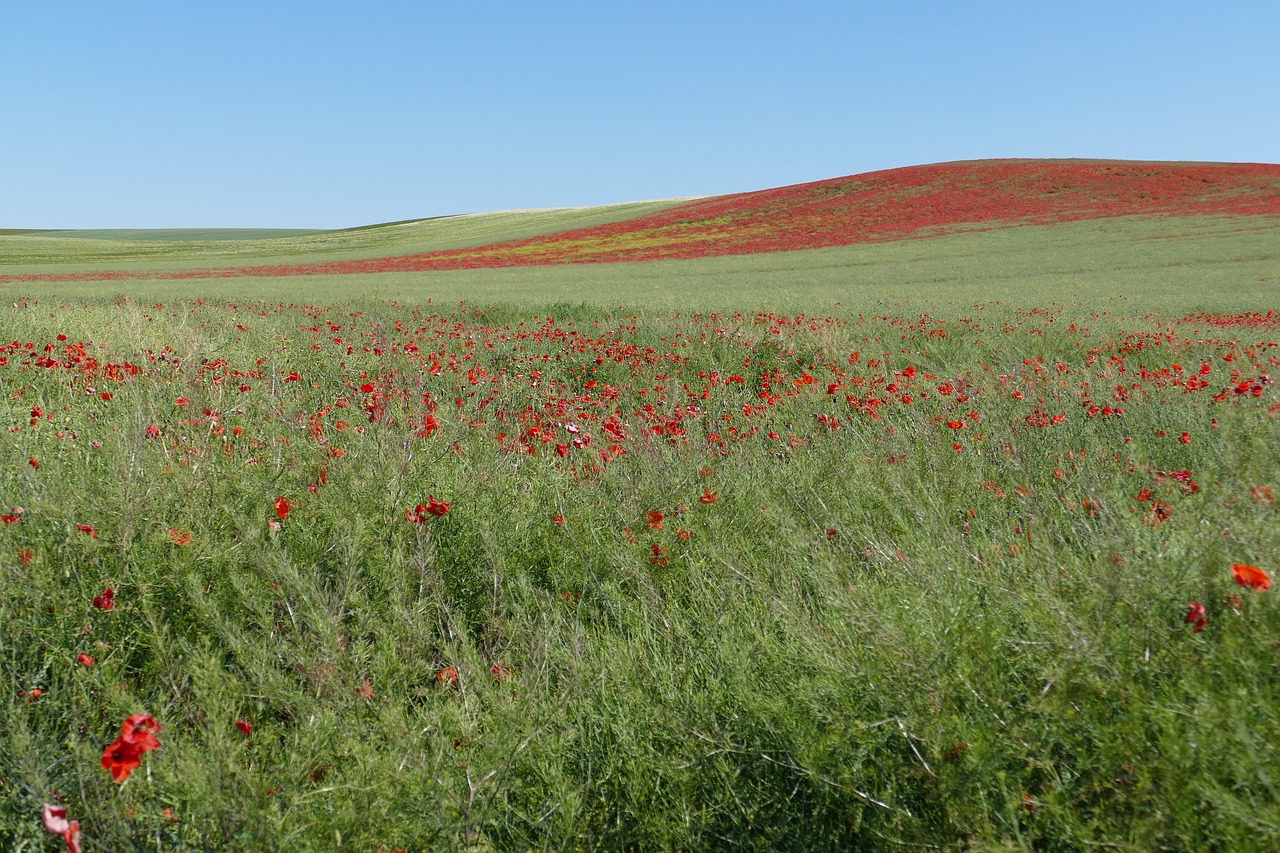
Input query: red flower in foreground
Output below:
<box><xmin>76</xmin><ymin>523</ymin><xmax>97</xmax><ymax>539</ymax></box>
<box><xmin>168</xmin><ymin>528</ymin><xmax>192</xmax><ymax>546</ymax></box>
<box><xmin>1184</xmin><ymin>601</ymin><xmax>1207</xmax><ymax>633</ymax></box>
<box><xmin>699</xmin><ymin>489</ymin><xmax>718</xmax><ymax>504</ymax></box>
<box><xmin>234</xmin><ymin>720</ymin><xmax>252</xmax><ymax>736</ymax></box>
<box><xmin>425</xmin><ymin>495</ymin><xmax>449</xmax><ymax>517</ymax></box>
<box><xmin>101</xmin><ymin>712</ymin><xmax>161</xmax><ymax>783</ymax></box>
<box><xmin>1230</xmin><ymin>563</ymin><xmax>1272</xmax><ymax>592</ymax></box>
<box><xmin>42</xmin><ymin>803</ymin><xmax>81</xmax><ymax>853</ymax></box>
<box><xmin>76</xmin><ymin>652</ymin><xmax>95</xmax><ymax>667</ymax></box>
<box><xmin>92</xmin><ymin>588</ymin><xmax>115</xmax><ymax>611</ymax></box>
<box><xmin>273</xmin><ymin>497</ymin><xmax>291</xmax><ymax>520</ymax></box>
<box><xmin>646</xmin><ymin>510</ymin><xmax>664</xmax><ymax>530</ymax></box>
<box><xmin>437</xmin><ymin>665</ymin><xmax>459</xmax><ymax>685</ymax></box>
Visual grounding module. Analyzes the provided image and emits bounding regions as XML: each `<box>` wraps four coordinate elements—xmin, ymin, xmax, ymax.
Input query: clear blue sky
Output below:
<box><xmin>4</xmin><ymin>1</ymin><xmax>1277</xmax><ymax>229</ymax></box>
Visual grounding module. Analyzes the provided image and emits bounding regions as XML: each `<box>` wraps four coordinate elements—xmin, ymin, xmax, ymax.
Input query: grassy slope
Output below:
<box><xmin>6</xmin><ymin>214</ymin><xmax>1276</xmax><ymax>314</ymax></box>
<box><xmin>0</xmin><ymin>201</ymin><xmax>687</xmax><ymax>271</ymax></box>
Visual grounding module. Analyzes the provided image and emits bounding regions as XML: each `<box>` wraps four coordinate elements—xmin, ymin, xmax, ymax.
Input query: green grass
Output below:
<box><xmin>0</xmin><ymin>208</ymin><xmax>1278</xmax><ymax>850</ymax></box>
<box><xmin>0</xmin><ymin>200</ymin><xmax>688</xmax><ymax>271</ymax></box>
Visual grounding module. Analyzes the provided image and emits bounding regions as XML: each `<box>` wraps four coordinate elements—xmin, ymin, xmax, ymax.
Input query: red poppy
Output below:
<box><xmin>436</xmin><ymin>665</ymin><xmax>459</xmax><ymax>684</ymax></box>
<box><xmin>234</xmin><ymin>720</ymin><xmax>252</xmax><ymax>736</ymax></box>
<box><xmin>646</xmin><ymin>510</ymin><xmax>664</xmax><ymax>530</ymax></box>
<box><xmin>1230</xmin><ymin>563</ymin><xmax>1272</xmax><ymax>592</ymax></box>
<box><xmin>92</xmin><ymin>588</ymin><xmax>115</xmax><ymax>611</ymax></box>
<box><xmin>553</xmin><ymin>513</ymin><xmax>565</xmax><ymax>526</ymax></box>
<box><xmin>101</xmin><ymin>712</ymin><xmax>161</xmax><ymax>783</ymax></box>
<box><xmin>77</xmin><ymin>652</ymin><xmax>95</xmax><ymax>667</ymax></box>
<box><xmin>1184</xmin><ymin>601</ymin><xmax>1206</xmax><ymax>633</ymax></box>
<box><xmin>174</xmin><ymin>396</ymin><xmax>189</xmax><ymax>407</ymax></box>
<box><xmin>145</xmin><ymin>424</ymin><xmax>160</xmax><ymax>438</ymax></box>
<box><xmin>699</xmin><ymin>489</ymin><xmax>718</xmax><ymax>504</ymax></box>
<box><xmin>28</xmin><ymin>456</ymin><xmax>39</xmax><ymax>469</ymax></box>
<box><xmin>273</xmin><ymin>497</ymin><xmax>291</xmax><ymax>520</ymax></box>
<box><xmin>18</xmin><ymin>549</ymin><xmax>32</xmax><ymax>565</ymax></box>
<box><xmin>168</xmin><ymin>529</ymin><xmax>192</xmax><ymax>546</ymax></box>
<box><xmin>42</xmin><ymin>803</ymin><xmax>81</xmax><ymax>853</ymax></box>
<box><xmin>425</xmin><ymin>495</ymin><xmax>449</xmax><ymax>517</ymax></box>
<box><xmin>76</xmin><ymin>523</ymin><xmax>97</xmax><ymax>538</ymax></box>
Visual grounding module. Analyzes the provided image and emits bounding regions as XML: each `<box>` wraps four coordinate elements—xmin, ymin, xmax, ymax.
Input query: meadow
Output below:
<box><xmin>2</xmin><ymin>161</ymin><xmax>1279</xmax><ymax>851</ymax></box>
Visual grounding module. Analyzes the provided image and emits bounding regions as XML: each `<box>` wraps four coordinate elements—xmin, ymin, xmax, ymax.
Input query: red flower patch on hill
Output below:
<box><xmin>5</xmin><ymin>160</ymin><xmax>1278</xmax><ymax>283</ymax></box>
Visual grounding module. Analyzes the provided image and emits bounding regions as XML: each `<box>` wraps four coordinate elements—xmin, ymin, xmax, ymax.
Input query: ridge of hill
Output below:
<box><xmin>2</xmin><ymin>159</ymin><xmax>1277</xmax><ymax>283</ymax></box>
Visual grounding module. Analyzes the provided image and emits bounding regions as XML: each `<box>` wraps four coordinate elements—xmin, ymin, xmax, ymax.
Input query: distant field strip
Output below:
<box><xmin>2</xmin><ymin>160</ymin><xmax>1277</xmax><ymax>283</ymax></box>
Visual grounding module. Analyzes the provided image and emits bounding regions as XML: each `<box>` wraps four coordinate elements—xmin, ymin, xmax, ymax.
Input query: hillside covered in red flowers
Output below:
<box><xmin>5</xmin><ymin>159</ymin><xmax>1279</xmax><ymax>282</ymax></box>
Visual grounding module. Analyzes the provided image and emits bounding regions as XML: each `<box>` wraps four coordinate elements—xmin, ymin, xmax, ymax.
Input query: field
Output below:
<box><xmin>2</xmin><ymin>161</ymin><xmax>1279</xmax><ymax>850</ymax></box>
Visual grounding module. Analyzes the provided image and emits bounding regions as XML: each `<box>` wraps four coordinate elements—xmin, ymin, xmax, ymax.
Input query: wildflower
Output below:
<box><xmin>436</xmin><ymin>665</ymin><xmax>459</xmax><ymax>685</ymax></box>
<box><xmin>76</xmin><ymin>523</ymin><xmax>97</xmax><ymax>538</ymax></box>
<box><xmin>425</xmin><ymin>495</ymin><xmax>450</xmax><ymax>517</ymax></box>
<box><xmin>646</xmin><ymin>510</ymin><xmax>664</xmax><ymax>530</ymax></box>
<box><xmin>1179</xmin><ymin>431</ymin><xmax>1191</xmax><ymax>444</ymax></box>
<box><xmin>357</xmin><ymin>680</ymin><xmax>374</xmax><ymax>699</ymax></box>
<box><xmin>273</xmin><ymin>497</ymin><xmax>291</xmax><ymax>520</ymax></box>
<box><xmin>234</xmin><ymin>720</ymin><xmax>252</xmax><ymax>736</ymax></box>
<box><xmin>77</xmin><ymin>653</ymin><xmax>95</xmax><ymax>667</ymax></box>
<box><xmin>1184</xmin><ymin>601</ymin><xmax>1207</xmax><ymax>633</ymax></box>
<box><xmin>92</xmin><ymin>588</ymin><xmax>115</xmax><ymax>611</ymax></box>
<box><xmin>42</xmin><ymin>803</ymin><xmax>82</xmax><ymax>853</ymax></box>
<box><xmin>18</xmin><ymin>549</ymin><xmax>32</xmax><ymax>565</ymax></box>
<box><xmin>28</xmin><ymin>456</ymin><xmax>39</xmax><ymax>469</ymax></box>
<box><xmin>553</xmin><ymin>513</ymin><xmax>565</xmax><ymax>526</ymax></box>
<box><xmin>168</xmin><ymin>529</ymin><xmax>192</xmax><ymax>546</ymax></box>
<box><xmin>174</xmin><ymin>396</ymin><xmax>189</xmax><ymax>407</ymax></box>
<box><xmin>101</xmin><ymin>712</ymin><xmax>161</xmax><ymax>783</ymax></box>
<box><xmin>490</xmin><ymin>662</ymin><xmax>513</xmax><ymax>680</ymax></box>
<box><xmin>145</xmin><ymin>424</ymin><xmax>160</xmax><ymax>438</ymax></box>
<box><xmin>699</xmin><ymin>489</ymin><xmax>718</xmax><ymax>504</ymax></box>
<box><xmin>1230</xmin><ymin>563</ymin><xmax>1272</xmax><ymax>592</ymax></box>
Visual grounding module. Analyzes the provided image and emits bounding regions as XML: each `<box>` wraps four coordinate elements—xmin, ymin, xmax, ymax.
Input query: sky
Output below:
<box><xmin>3</xmin><ymin>1</ymin><xmax>1278</xmax><ymax>229</ymax></box>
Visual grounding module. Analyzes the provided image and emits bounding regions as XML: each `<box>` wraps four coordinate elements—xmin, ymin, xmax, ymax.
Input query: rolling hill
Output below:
<box><xmin>2</xmin><ymin>159</ymin><xmax>1277</xmax><ymax>283</ymax></box>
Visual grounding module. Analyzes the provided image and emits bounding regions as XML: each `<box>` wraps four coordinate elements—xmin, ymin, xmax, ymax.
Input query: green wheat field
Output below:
<box><xmin>2</xmin><ymin>166</ymin><xmax>1279</xmax><ymax>850</ymax></box>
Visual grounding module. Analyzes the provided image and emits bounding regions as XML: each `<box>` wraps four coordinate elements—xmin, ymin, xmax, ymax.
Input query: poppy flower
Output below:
<box><xmin>436</xmin><ymin>665</ymin><xmax>459</xmax><ymax>684</ymax></box>
<box><xmin>1230</xmin><ymin>563</ymin><xmax>1272</xmax><ymax>592</ymax></box>
<box><xmin>1184</xmin><ymin>601</ymin><xmax>1207</xmax><ymax>633</ymax></box>
<box><xmin>28</xmin><ymin>456</ymin><xmax>39</xmax><ymax>469</ymax></box>
<box><xmin>42</xmin><ymin>804</ymin><xmax>81</xmax><ymax>853</ymax></box>
<box><xmin>699</xmin><ymin>489</ymin><xmax>718</xmax><ymax>504</ymax></box>
<box><xmin>273</xmin><ymin>497</ymin><xmax>291</xmax><ymax>520</ymax></box>
<box><xmin>234</xmin><ymin>720</ymin><xmax>252</xmax><ymax>736</ymax></box>
<box><xmin>168</xmin><ymin>529</ymin><xmax>192</xmax><ymax>546</ymax></box>
<box><xmin>425</xmin><ymin>495</ymin><xmax>449</xmax><ymax>517</ymax></box>
<box><xmin>18</xmin><ymin>549</ymin><xmax>32</xmax><ymax>565</ymax></box>
<box><xmin>92</xmin><ymin>588</ymin><xmax>115</xmax><ymax>611</ymax></box>
<box><xmin>101</xmin><ymin>712</ymin><xmax>161</xmax><ymax>783</ymax></box>
<box><xmin>646</xmin><ymin>510</ymin><xmax>664</xmax><ymax>530</ymax></box>
<box><xmin>145</xmin><ymin>424</ymin><xmax>160</xmax><ymax>438</ymax></box>
<box><xmin>77</xmin><ymin>652</ymin><xmax>95</xmax><ymax>667</ymax></box>
<box><xmin>76</xmin><ymin>523</ymin><xmax>97</xmax><ymax>538</ymax></box>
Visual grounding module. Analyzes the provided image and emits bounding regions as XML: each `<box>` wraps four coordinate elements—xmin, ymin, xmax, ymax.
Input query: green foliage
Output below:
<box><xmin>0</xmin><ymin>232</ymin><xmax>1278</xmax><ymax>848</ymax></box>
